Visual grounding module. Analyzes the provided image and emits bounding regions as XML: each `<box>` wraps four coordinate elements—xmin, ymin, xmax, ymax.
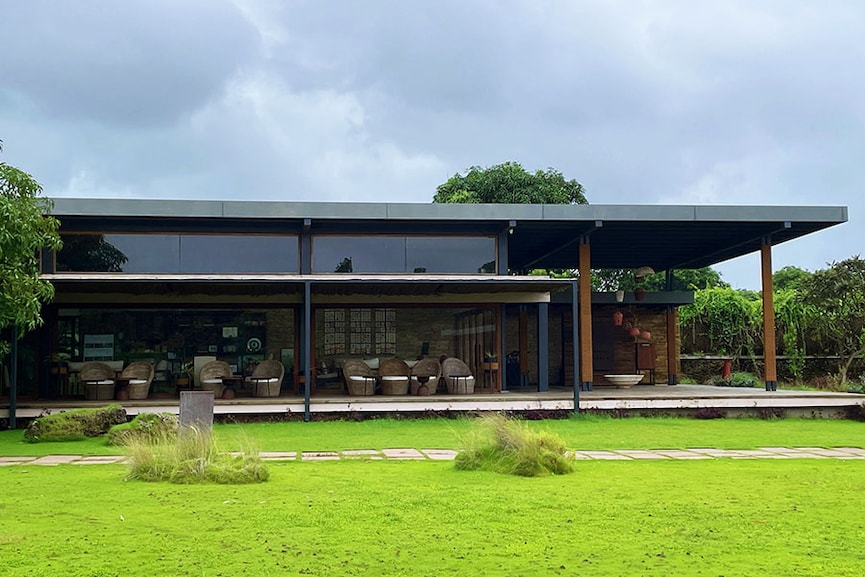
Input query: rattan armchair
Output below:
<box><xmin>378</xmin><ymin>358</ymin><xmax>410</xmax><ymax>395</ymax></box>
<box><xmin>120</xmin><ymin>361</ymin><xmax>155</xmax><ymax>400</ymax></box>
<box><xmin>249</xmin><ymin>359</ymin><xmax>285</xmax><ymax>397</ymax></box>
<box><xmin>409</xmin><ymin>357</ymin><xmax>441</xmax><ymax>395</ymax></box>
<box><xmin>199</xmin><ymin>360</ymin><xmax>232</xmax><ymax>398</ymax></box>
<box><xmin>342</xmin><ymin>359</ymin><xmax>376</xmax><ymax>395</ymax></box>
<box><xmin>441</xmin><ymin>357</ymin><xmax>475</xmax><ymax>394</ymax></box>
<box><xmin>80</xmin><ymin>362</ymin><xmax>116</xmax><ymax>401</ymax></box>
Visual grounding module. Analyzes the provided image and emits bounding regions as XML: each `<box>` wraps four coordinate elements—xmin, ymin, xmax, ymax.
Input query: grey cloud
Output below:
<box><xmin>0</xmin><ymin>0</ymin><xmax>259</xmax><ymax>126</ymax></box>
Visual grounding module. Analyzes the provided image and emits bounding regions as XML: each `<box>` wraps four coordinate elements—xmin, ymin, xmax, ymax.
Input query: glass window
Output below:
<box><xmin>180</xmin><ymin>235</ymin><xmax>298</xmax><ymax>273</ymax></box>
<box><xmin>313</xmin><ymin>236</ymin><xmax>496</xmax><ymax>274</ymax></box>
<box><xmin>57</xmin><ymin>234</ymin><xmax>298</xmax><ymax>273</ymax></box>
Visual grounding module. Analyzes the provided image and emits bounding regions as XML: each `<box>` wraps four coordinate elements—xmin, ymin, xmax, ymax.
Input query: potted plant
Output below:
<box><xmin>174</xmin><ymin>361</ymin><xmax>194</xmax><ymax>391</ymax></box>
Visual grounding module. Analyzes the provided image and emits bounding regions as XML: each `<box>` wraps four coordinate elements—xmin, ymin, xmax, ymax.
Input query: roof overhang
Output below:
<box><xmin>49</xmin><ymin>199</ymin><xmax>848</xmax><ymax>272</ymax></box>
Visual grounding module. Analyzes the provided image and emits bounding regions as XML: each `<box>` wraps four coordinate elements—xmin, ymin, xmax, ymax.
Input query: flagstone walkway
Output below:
<box><xmin>2</xmin><ymin>446</ymin><xmax>865</xmax><ymax>466</ymax></box>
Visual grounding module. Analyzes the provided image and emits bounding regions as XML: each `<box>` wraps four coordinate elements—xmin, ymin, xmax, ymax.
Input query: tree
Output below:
<box><xmin>678</xmin><ymin>286</ymin><xmax>762</xmax><ymax>360</ymax></box>
<box><xmin>433</xmin><ymin>161</ymin><xmax>587</xmax><ymax>205</ymax></box>
<box><xmin>773</xmin><ymin>265</ymin><xmax>812</xmax><ymax>292</ymax></box>
<box><xmin>0</xmin><ymin>141</ymin><xmax>62</xmax><ymax>358</ymax></box>
<box><xmin>801</xmin><ymin>256</ymin><xmax>865</xmax><ymax>385</ymax></box>
<box><xmin>592</xmin><ymin>267</ymin><xmax>727</xmax><ymax>292</ymax></box>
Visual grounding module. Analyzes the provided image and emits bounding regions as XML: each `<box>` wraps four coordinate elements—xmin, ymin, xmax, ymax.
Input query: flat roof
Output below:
<box><xmin>50</xmin><ymin>198</ymin><xmax>848</xmax><ymax>271</ymax></box>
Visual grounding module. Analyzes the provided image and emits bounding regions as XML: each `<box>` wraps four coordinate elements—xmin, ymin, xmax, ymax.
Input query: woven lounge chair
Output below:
<box><xmin>199</xmin><ymin>360</ymin><xmax>232</xmax><ymax>398</ymax></box>
<box><xmin>80</xmin><ymin>362</ymin><xmax>116</xmax><ymax>400</ymax></box>
<box><xmin>249</xmin><ymin>359</ymin><xmax>285</xmax><ymax>397</ymax></box>
<box><xmin>121</xmin><ymin>361</ymin><xmax>154</xmax><ymax>400</ymax></box>
<box><xmin>378</xmin><ymin>358</ymin><xmax>410</xmax><ymax>395</ymax></box>
<box><xmin>342</xmin><ymin>359</ymin><xmax>376</xmax><ymax>395</ymax></box>
<box><xmin>441</xmin><ymin>357</ymin><xmax>475</xmax><ymax>394</ymax></box>
<box><xmin>409</xmin><ymin>357</ymin><xmax>441</xmax><ymax>395</ymax></box>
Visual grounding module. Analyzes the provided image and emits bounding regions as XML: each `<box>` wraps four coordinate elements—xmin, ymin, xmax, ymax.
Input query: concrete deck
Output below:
<box><xmin>3</xmin><ymin>384</ymin><xmax>862</xmax><ymax>419</ymax></box>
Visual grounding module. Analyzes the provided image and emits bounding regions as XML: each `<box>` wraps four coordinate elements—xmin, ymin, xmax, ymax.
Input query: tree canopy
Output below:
<box><xmin>592</xmin><ymin>267</ymin><xmax>727</xmax><ymax>292</ymax></box>
<box><xmin>800</xmin><ymin>255</ymin><xmax>865</xmax><ymax>384</ymax></box>
<box><xmin>773</xmin><ymin>265</ymin><xmax>812</xmax><ymax>292</ymax></box>
<box><xmin>433</xmin><ymin>161</ymin><xmax>587</xmax><ymax>205</ymax></box>
<box><xmin>0</xmin><ymin>141</ymin><xmax>62</xmax><ymax>357</ymax></box>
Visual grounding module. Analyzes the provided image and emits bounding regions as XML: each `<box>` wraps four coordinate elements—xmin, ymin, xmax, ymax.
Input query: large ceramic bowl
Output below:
<box><xmin>603</xmin><ymin>374</ymin><xmax>645</xmax><ymax>388</ymax></box>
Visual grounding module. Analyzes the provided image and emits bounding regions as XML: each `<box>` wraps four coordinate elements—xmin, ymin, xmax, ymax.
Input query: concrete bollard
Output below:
<box><xmin>179</xmin><ymin>390</ymin><xmax>214</xmax><ymax>437</ymax></box>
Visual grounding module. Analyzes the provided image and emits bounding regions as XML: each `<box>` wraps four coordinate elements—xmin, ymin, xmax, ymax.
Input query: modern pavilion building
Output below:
<box><xmin>0</xmin><ymin>198</ymin><xmax>848</xmax><ymax>421</ymax></box>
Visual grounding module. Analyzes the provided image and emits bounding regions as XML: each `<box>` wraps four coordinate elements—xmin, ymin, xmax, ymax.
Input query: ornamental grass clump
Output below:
<box><xmin>455</xmin><ymin>413</ymin><xmax>575</xmax><ymax>477</ymax></box>
<box><xmin>125</xmin><ymin>426</ymin><xmax>268</xmax><ymax>484</ymax></box>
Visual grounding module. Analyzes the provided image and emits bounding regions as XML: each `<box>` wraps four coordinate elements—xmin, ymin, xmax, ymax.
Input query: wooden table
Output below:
<box><xmin>113</xmin><ymin>377</ymin><xmax>132</xmax><ymax>400</ymax></box>
<box><xmin>220</xmin><ymin>375</ymin><xmax>243</xmax><ymax>399</ymax></box>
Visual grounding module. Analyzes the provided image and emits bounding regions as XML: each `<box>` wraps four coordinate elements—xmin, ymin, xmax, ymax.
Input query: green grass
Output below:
<box><xmin>2</xmin><ymin>459</ymin><xmax>864</xmax><ymax>576</ymax></box>
<box><xmin>1</xmin><ymin>416</ymin><xmax>864</xmax><ymax>456</ymax></box>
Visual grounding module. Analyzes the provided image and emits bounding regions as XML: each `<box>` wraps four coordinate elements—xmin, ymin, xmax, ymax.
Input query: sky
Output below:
<box><xmin>1</xmin><ymin>1</ymin><xmax>862</xmax><ymax>289</ymax></box>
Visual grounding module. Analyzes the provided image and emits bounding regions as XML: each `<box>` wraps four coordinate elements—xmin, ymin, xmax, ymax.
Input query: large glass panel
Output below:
<box><xmin>49</xmin><ymin>307</ymin><xmax>296</xmax><ymax>398</ymax></box>
<box><xmin>57</xmin><ymin>234</ymin><xmax>298</xmax><ymax>273</ymax></box>
<box><xmin>313</xmin><ymin>236</ymin><xmax>496</xmax><ymax>274</ymax></box>
<box><xmin>180</xmin><ymin>235</ymin><xmax>298</xmax><ymax>273</ymax></box>
<box><xmin>406</xmin><ymin>237</ymin><xmax>496</xmax><ymax>273</ymax></box>
<box><xmin>313</xmin><ymin>236</ymin><xmax>404</xmax><ymax>273</ymax></box>
<box><xmin>57</xmin><ymin>234</ymin><xmax>179</xmax><ymax>272</ymax></box>
<box><xmin>313</xmin><ymin>305</ymin><xmax>499</xmax><ymax>393</ymax></box>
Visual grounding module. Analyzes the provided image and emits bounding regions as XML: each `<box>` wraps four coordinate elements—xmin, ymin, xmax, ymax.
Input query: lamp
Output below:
<box><xmin>508</xmin><ymin>220</ymin><xmax>517</xmax><ymax>235</ymax></box>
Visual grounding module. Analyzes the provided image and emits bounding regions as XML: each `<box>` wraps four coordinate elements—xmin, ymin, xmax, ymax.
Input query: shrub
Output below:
<box><xmin>24</xmin><ymin>405</ymin><xmax>127</xmax><ymax>442</ymax></box>
<box><xmin>846</xmin><ymin>376</ymin><xmax>865</xmax><ymax>395</ymax></box>
<box><xmin>107</xmin><ymin>412</ymin><xmax>179</xmax><ymax>446</ymax></box>
<box><xmin>810</xmin><ymin>374</ymin><xmax>847</xmax><ymax>392</ymax></box>
<box><xmin>455</xmin><ymin>413</ymin><xmax>575</xmax><ymax>477</ymax></box>
<box><xmin>692</xmin><ymin>407</ymin><xmax>726</xmax><ymax>420</ymax></box>
<box><xmin>707</xmin><ymin>372</ymin><xmax>761</xmax><ymax>388</ymax></box>
<box><xmin>125</xmin><ymin>426</ymin><xmax>269</xmax><ymax>484</ymax></box>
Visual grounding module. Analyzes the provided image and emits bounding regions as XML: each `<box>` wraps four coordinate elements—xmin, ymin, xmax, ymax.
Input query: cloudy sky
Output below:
<box><xmin>2</xmin><ymin>1</ymin><xmax>862</xmax><ymax>288</ymax></box>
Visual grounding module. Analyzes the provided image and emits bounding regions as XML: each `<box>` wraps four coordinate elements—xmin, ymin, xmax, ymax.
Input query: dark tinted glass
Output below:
<box><xmin>57</xmin><ymin>234</ymin><xmax>298</xmax><ymax>273</ymax></box>
<box><xmin>313</xmin><ymin>236</ymin><xmax>495</xmax><ymax>274</ymax></box>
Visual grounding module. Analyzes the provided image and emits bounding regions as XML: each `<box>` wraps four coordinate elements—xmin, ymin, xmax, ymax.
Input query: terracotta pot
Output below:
<box><xmin>613</xmin><ymin>311</ymin><xmax>623</xmax><ymax>326</ymax></box>
<box><xmin>634</xmin><ymin>287</ymin><xmax>646</xmax><ymax>301</ymax></box>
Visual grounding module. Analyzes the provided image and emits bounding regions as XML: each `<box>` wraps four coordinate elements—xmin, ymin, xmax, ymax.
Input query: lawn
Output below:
<box><xmin>2</xmin><ymin>458</ymin><xmax>864</xmax><ymax>576</ymax></box>
<box><xmin>1</xmin><ymin>415</ymin><xmax>864</xmax><ymax>456</ymax></box>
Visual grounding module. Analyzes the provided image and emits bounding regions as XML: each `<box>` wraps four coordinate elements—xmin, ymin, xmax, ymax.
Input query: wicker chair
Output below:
<box><xmin>409</xmin><ymin>357</ymin><xmax>442</xmax><ymax>395</ymax></box>
<box><xmin>249</xmin><ymin>359</ymin><xmax>285</xmax><ymax>397</ymax></box>
<box><xmin>378</xmin><ymin>358</ymin><xmax>410</xmax><ymax>395</ymax></box>
<box><xmin>441</xmin><ymin>357</ymin><xmax>475</xmax><ymax>394</ymax></box>
<box><xmin>120</xmin><ymin>361</ymin><xmax>155</xmax><ymax>400</ymax></box>
<box><xmin>199</xmin><ymin>360</ymin><xmax>232</xmax><ymax>398</ymax></box>
<box><xmin>80</xmin><ymin>362</ymin><xmax>116</xmax><ymax>401</ymax></box>
<box><xmin>342</xmin><ymin>359</ymin><xmax>376</xmax><ymax>396</ymax></box>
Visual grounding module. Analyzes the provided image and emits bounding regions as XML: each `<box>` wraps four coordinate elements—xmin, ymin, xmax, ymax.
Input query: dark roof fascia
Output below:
<box><xmin>49</xmin><ymin>198</ymin><xmax>847</xmax><ymax>226</ymax></box>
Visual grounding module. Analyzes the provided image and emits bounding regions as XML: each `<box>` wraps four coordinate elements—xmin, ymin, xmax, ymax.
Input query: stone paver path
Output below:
<box><xmin>2</xmin><ymin>447</ymin><xmax>864</xmax><ymax>466</ymax></box>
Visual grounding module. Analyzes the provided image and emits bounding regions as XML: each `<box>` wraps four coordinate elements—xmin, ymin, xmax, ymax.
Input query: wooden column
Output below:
<box><xmin>578</xmin><ymin>239</ymin><xmax>593</xmax><ymax>390</ymax></box>
<box><xmin>761</xmin><ymin>240</ymin><xmax>777</xmax><ymax>391</ymax></box>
